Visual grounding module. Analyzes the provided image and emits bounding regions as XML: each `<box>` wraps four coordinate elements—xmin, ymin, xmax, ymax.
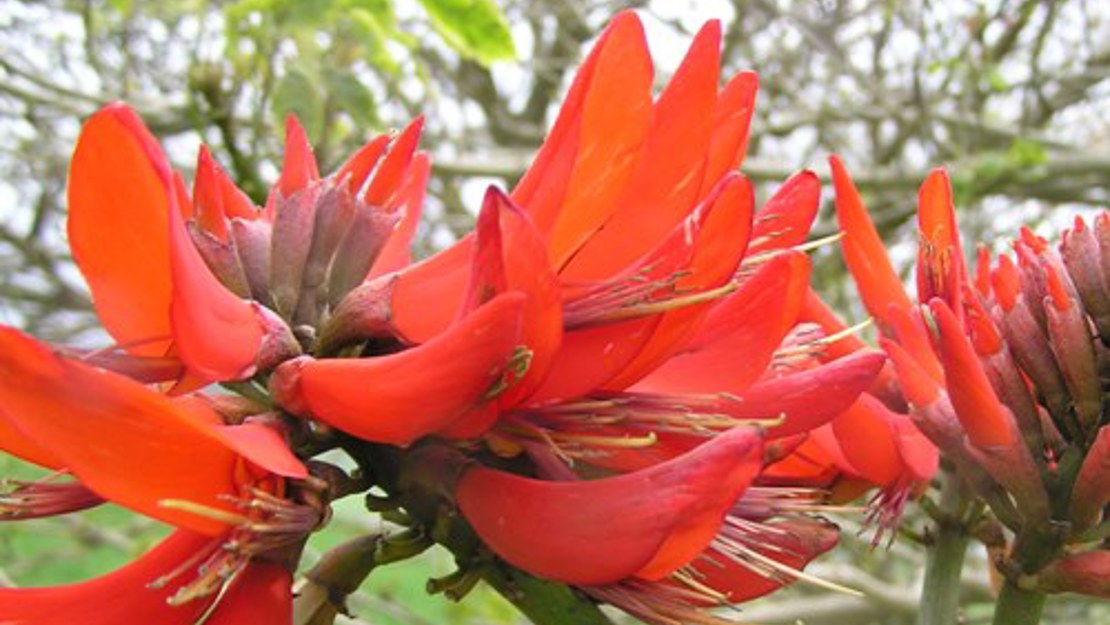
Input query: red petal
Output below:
<box><xmin>830</xmin><ymin>394</ymin><xmax>905</xmax><ymax>486</ymax></box>
<box><xmin>0</xmin><ymin>327</ymin><xmax>245</xmax><ymax>535</ymax></box>
<box><xmin>369</xmin><ymin>152</ymin><xmax>430</xmax><ymax>278</ymax></box>
<box><xmin>169</xmin><ymin>186</ymin><xmax>263</xmax><ymax>382</ymax></box>
<box><xmin>0</xmin><ymin>530</ymin><xmax>215</xmax><ymax>625</ymax></box>
<box><xmin>603</xmin><ymin>174</ymin><xmax>754</xmax><ymax>390</ymax></box>
<box><xmin>477</xmin><ymin>189</ymin><xmax>564</xmax><ymax>405</ymax></box>
<box><xmin>546</xmin><ymin>14</ymin><xmax>653</xmax><ymax>268</ymax></box>
<box><xmin>633</xmin><ymin>251</ymin><xmax>808</xmax><ymax>394</ymax></box>
<box><xmin>524</xmin><ymin>318</ymin><xmax>657</xmax><ymax>405</ymax></box>
<box><xmin>927</xmin><ymin>299</ymin><xmax>1015</xmax><ymax>447</ymax></box>
<box><xmin>278</xmin><ymin>115</ymin><xmax>320</xmax><ymax>197</ymax></box>
<box><xmin>215</xmin><ymin>423</ymin><xmax>307</xmax><ymax>479</ymax></box>
<box><xmin>700</xmin><ymin>71</ymin><xmax>758</xmax><ymax>193</ymax></box>
<box><xmin>205</xmin><ymin>561</ymin><xmax>292</xmax><ymax>625</ymax></box>
<box><xmin>273</xmin><ymin>292</ymin><xmax>525</xmax><ymax>446</ymax></box>
<box><xmin>916</xmin><ymin>169</ymin><xmax>966</xmax><ymax>314</ymax></box>
<box><xmin>67</xmin><ymin>104</ymin><xmax>173</xmax><ymax>357</ymax></box>
<box><xmin>0</xmin><ymin>407</ymin><xmax>62</xmax><ymax>469</ymax></box>
<box><xmin>721</xmin><ymin>350</ymin><xmax>887</xmax><ymax>439</ymax></box>
<box><xmin>560</xmin><ymin>20</ymin><xmax>720</xmax><ymax>280</ymax></box>
<box><xmin>457</xmin><ymin>427</ymin><xmax>763</xmax><ymax>585</ymax></box>
<box><xmin>830</xmin><ymin>155</ymin><xmax>911</xmax><ymax>329</ymax></box>
<box><xmin>510</xmin><ymin>12</ymin><xmax>628</xmax><ymax>231</ymax></box>
<box><xmin>193</xmin><ymin>145</ymin><xmax>230</xmax><ymax>240</ymax></box>
<box><xmin>364</xmin><ymin>117</ymin><xmax>424</xmax><ymax>208</ymax></box>
<box><xmin>336</xmin><ymin>133</ymin><xmax>390</xmax><ymax>194</ymax></box>
<box><xmin>747</xmin><ymin>170</ymin><xmax>821</xmax><ymax>257</ymax></box>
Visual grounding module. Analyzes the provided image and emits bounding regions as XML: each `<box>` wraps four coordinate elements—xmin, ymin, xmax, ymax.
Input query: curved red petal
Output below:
<box><xmin>830</xmin><ymin>155</ymin><xmax>912</xmax><ymax>329</ymax></box>
<box><xmin>369</xmin><ymin>152</ymin><xmax>430</xmax><ymax>278</ymax></box>
<box><xmin>602</xmin><ymin>174</ymin><xmax>754</xmax><ymax>390</ymax></box>
<box><xmin>0</xmin><ymin>327</ymin><xmax>245</xmax><ymax>535</ymax></box>
<box><xmin>546</xmin><ymin>14</ymin><xmax>653</xmax><ymax>268</ymax></box>
<box><xmin>482</xmin><ymin>190</ymin><xmax>564</xmax><ymax>405</ymax></box>
<box><xmin>205</xmin><ymin>562</ymin><xmax>292</xmax><ymax>625</ymax></box>
<box><xmin>274</xmin><ymin>292</ymin><xmax>525</xmax><ymax>445</ymax></box>
<box><xmin>700</xmin><ymin>70</ymin><xmax>758</xmax><ymax>193</ymax></box>
<box><xmin>510</xmin><ymin>12</ymin><xmax>629</xmax><ymax>231</ymax></box>
<box><xmin>560</xmin><ymin>20</ymin><xmax>721</xmax><ymax>280</ymax></box>
<box><xmin>927</xmin><ymin>299</ymin><xmax>1015</xmax><ymax>448</ymax></box>
<box><xmin>457</xmin><ymin>427</ymin><xmax>763</xmax><ymax>586</ymax></box>
<box><xmin>278</xmin><ymin>115</ymin><xmax>320</xmax><ymax>197</ymax></box>
<box><xmin>916</xmin><ymin>169</ymin><xmax>966</xmax><ymax>314</ymax></box>
<box><xmin>747</xmin><ymin>169</ymin><xmax>821</xmax><ymax>257</ymax></box>
<box><xmin>168</xmin><ymin>191</ymin><xmax>263</xmax><ymax>382</ymax></box>
<box><xmin>0</xmin><ymin>530</ymin><xmax>215</xmax><ymax>625</ymax></box>
<box><xmin>364</xmin><ymin>117</ymin><xmax>424</xmax><ymax>208</ymax></box>
<box><xmin>718</xmin><ymin>350</ymin><xmax>887</xmax><ymax>439</ymax></box>
<box><xmin>634</xmin><ymin>252</ymin><xmax>808</xmax><ymax>394</ymax></box>
<box><xmin>830</xmin><ymin>394</ymin><xmax>905</xmax><ymax>486</ymax></box>
<box><xmin>67</xmin><ymin>104</ymin><xmax>174</xmax><ymax>356</ymax></box>
<box><xmin>215</xmin><ymin>423</ymin><xmax>307</xmax><ymax>479</ymax></box>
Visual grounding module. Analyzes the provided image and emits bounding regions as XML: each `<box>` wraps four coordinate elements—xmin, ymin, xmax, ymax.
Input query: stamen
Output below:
<box><xmin>711</xmin><ymin>533</ymin><xmax>863</xmax><ymax>597</ymax></box>
<box><xmin>563</xmin><ymin>268</ymin><xmax>734</xmax><ymax>329</ymax></box>
<box><xmin>0</xmin><ymin>475</ymin><xmax>103</xmax><ymax>519</ymax></box>
<box><xmin>744</xmin><ymin>231</ymin><xmax>845</xmax><ymax>267</ymax></box>
<box><xmin>153</xmin><ymin>489</ymin><xmax>322</xmax><ymax>606</ymax></box>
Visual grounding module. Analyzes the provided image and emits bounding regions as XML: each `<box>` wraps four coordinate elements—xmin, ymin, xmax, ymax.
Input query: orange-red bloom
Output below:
<box><xmin>0</xmin><ymin>327</ymin><xmax>315</xmax><ymax>621</ymax></box>
<box><xmin>65</xmin><ymin>102</ymin><xmax>430</xmax><ymax>389</ymax></box>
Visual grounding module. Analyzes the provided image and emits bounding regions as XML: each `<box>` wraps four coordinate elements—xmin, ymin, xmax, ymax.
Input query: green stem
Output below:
<box><xmin>992</xmin><ymin>581</ymin><xmax>1046</xmax><ymax>625</ymax></box>
<box><xmin>481</xmin><ymin>560</ymin><xmax>615</xmax><ymax>625</ymax></box>
<box><xmin>917</xmin><ymin>470</ymin><xmax>972</xmax><ymax>625</ymax></box>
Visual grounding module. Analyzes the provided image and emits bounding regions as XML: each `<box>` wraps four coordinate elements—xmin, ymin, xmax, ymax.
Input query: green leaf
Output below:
<box><xmin>416</xmin><ymin>0</ymin><xmax>516</xmax><ymax>66</ymax></box>
<box><xmin>325</xmin><ymin>69</ymin><xmax>379</xmax><ymax>128</ymax></box>
<box><xmin>271</xmin><ymin>68</ymin><xmax>325</xmax><ymax>142</ymax></box>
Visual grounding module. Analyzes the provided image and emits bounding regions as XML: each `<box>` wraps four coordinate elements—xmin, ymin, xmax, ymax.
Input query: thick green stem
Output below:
<box><xmin>992</xmin><ymin>581</ymin><xmax>1046</xmax><ymax>625</ymax></box>
<box><xmin>917</xmin><ymin>470</ymin><xmax>972</xmax><ymax>625</ymax></box>
<box><xmin>481</xmin><ymin>560</ymin><xmax>615</xmax><ymax>625</ymax></box>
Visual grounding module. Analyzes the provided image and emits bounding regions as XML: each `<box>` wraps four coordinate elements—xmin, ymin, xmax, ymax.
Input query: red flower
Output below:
<box><xmin>65</xmin><ymin>103</ymin><xmax>429</xmax><ymax>388</ymax></box>
<box><xmin>263</xmin><ymin>14</ymin><xmax>888</xmax><ymax>622</ymax></box>
<box><xmin>0</xmin><ymin>327</ymin><xmax>316</xmax><ymax>621</ymax></box>
<box><xmin>832</xmin><ymin>155</ymin><xmax>1110</xmax><ymax>597</ymax></box>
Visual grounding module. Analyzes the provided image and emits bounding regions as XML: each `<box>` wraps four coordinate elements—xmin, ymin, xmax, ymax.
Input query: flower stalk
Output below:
<box><xmin>917</xmin><ymin>468</ymin><xmax>973</xmax><ymax>625</ymax></box>
<box><xmin>992</xmin><ymin>581</ymin><xmax>1046</xmax><ymax>625</ymax></box>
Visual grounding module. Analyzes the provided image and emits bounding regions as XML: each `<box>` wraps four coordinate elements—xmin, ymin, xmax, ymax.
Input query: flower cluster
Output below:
<box><xmin>833</xmin><ymin>157</ymin><xmax>1110</xmax><ymax>600</ymax></box>
<box><xmin>0</xmin><ymin>11</ymin><xmax>957</xmax><ymax>625</ymax></box>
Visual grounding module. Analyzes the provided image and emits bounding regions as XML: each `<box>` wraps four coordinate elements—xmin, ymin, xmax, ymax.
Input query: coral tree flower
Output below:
<box><xmin>65</xmin><ymin>101</ymin><xmax>431</xmax><ymax>388</ymax></box>
<box><xmin>832</xmin><ymin>155</ymin><xmax>1110</xmax><ymax>596</ymax></box>
<box><xmin>267</xmin><ymin>13</ymin><xmax>887</xmax><ymax>622</ymax></box>
<box><xmin>275</xmin><ymin>12</ymin><xmax>883</xmax><ymax>451</ymax></box>
<box><xmin>0</xmin><ymin>327</ymin><xmax>316</xmax><ymax>623</ymax></box>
